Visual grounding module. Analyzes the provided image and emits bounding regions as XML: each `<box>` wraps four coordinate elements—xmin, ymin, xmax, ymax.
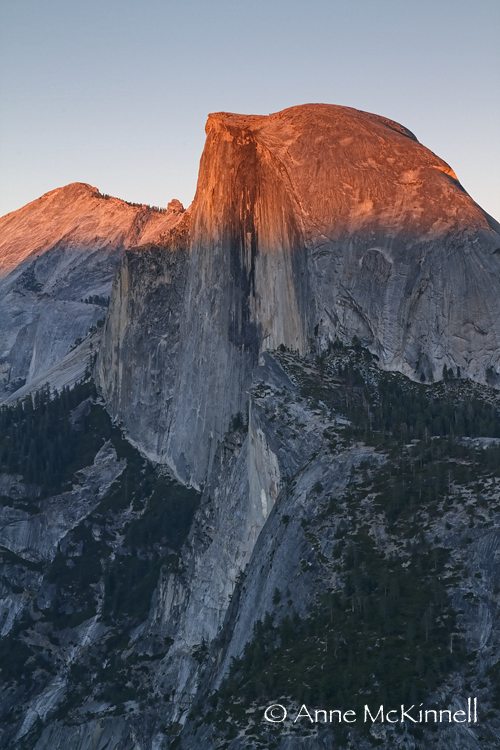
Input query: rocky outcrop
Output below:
<box><xmin>0</xmin><ymin>183</ymin><xmax>184</xmax><ymax>402</ymax></box>
<box><xmin>97</xmin><ymin>104</ymin><xmax>500</xmax><ymax>486</ymax></box>
<box><xmin>0</xmin><ymin>441</ymin><xmax>124</xmax><ymax>567</ymax></box>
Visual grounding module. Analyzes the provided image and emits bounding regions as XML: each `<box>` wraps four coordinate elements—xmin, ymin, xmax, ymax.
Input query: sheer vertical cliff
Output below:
<box><xmin>162</xmin><ymin>112</ymin><xmax>315</xmax><ymax>484</ymax></box>
<box><xmin>98</xmin><ymin>104</ymin><xmax>500</xmax><ymax>486</ymax></box>
<box><xmin>95</xmin><ymin>216</ymin><xmax>190</xmax><ymax>464</ymax></box>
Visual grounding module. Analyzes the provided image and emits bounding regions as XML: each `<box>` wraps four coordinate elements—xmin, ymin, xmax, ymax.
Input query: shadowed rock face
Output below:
<box><xmin>98</xmin><ymin>103</ymin><xmax>500</xmax><ymax>486</ymax></box>
<box><xmin>95</xmin><ymin>217</ymin><xmax>191</xmax><ymax>466</ymax></box>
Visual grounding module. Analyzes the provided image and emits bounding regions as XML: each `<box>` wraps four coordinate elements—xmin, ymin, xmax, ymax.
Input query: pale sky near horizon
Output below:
<box><xmin>1</xmin><ymin>0</ymin><xmax>499</xmax><ymax>220</ymax></box>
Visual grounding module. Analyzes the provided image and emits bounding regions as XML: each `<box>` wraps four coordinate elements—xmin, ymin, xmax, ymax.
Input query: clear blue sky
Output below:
<box><xmin>1</xmin><ymin>0</ymin><xmax>499</xmax><ymax>219</ymax></box>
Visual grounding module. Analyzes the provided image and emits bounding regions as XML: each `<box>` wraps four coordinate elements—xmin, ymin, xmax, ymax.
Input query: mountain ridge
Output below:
<box><xmin>0</xmin><ymin>182</ymin><xmax>185</xmax><ymax>402</ymax></box>
<box><xmin>0</xmin><ymin>181</ymin><xmax>185</xmax><ymax>277</ymax></box>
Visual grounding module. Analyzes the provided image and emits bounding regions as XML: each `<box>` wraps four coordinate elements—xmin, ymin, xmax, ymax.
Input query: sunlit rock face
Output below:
<box><xmin>98</xmin><ymin>104</ymin><xmax>500</xmax><ymax>486</ymax></box>
<box><xmin>0</xmin><ymin>183</ymin><xmax>184</xmax><ymax>401</ymax></box>
<box><xmin>0</xmin><ymin>182</ymin><xmax>182</xmax><ymax>278</ymax></box>
<box><xmin>199</xmin><ymin>105</ymin><xmax>500</xmax><ymax>383</ymax></box>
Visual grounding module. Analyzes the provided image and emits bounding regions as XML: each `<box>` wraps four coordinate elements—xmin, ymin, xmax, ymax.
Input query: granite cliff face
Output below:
<box><xmin>0</xmin><ymin>183</ymin><xmax>183</xmax><ymax>402</ymax></box>
<box><xmin>98</xmin><ymin>104</ymin><xmax>500</xmax><ymax>486</ymax></box>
